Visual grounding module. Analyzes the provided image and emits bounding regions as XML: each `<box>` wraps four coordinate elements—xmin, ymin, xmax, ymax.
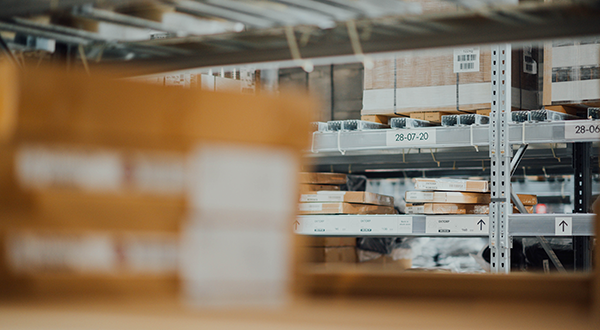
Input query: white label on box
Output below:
<box><xmin>187</xmin><ymin>144</ymin><xmax>297</xmax><ymax>215</ymax></box>
<box><xmin>564</xmin><ymin>121</ymin><xmax>600</xmax><ymax>140</ymax></box>
<box><xmin>300</xmin><ymin>191</ymin><xmax>346</xmax><ymax>202</ymax></box>
<box><xmin>7</xmin><ymin>232</ymin><xmax>117</xmax><ymax>273</ymax></box>
<box><xmin>131</xmin><ymin>153</ymin><xmax>185</xmax><ymax>195</ymax></box>
<box><xmin>16</xmin><ymin>145</ymin><xmax>124</xmax><ymax>192</ymax></box>
<box><xmin>386</xmin><ymin>129</ymin><xmax>436</xmax><ymax>146</ymax></box>
<box><xmin>406</xmin><ymin>191</ymin><xmax>434</xmax><ymax>202</ymax></box>
<box><xmin>299</xmin><ymin>203</ymin><xmax>323</xmax><ymax>212</ymax></box>
<box><xmin>425</xmin><ymin>216</ymin><xmax>488</xmax><ymax>235</ymax></box>
<box><xmin>555</xmin><ymin>217</ymin><xmax>572</xmax><ymax>236</ymax></box>
<box><xmin>453</xmin><ymin>47</ymin><xmax>480</xmax><ymax>73</ymax></box>
<box><xmin>438</xmin><ymin>181</ymin><xmax>468</xmax><ymax>191</ymax></box>
<box><xmin>405</xmin><ymin>205</ymin><xmax>425</xmax><ymax>214</ymax></box>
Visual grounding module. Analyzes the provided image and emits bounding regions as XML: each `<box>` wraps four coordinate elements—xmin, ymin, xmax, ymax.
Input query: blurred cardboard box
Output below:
<box><xmin>0</xmin><ymin>62</ymin><xmax>314</xmax><ymax>304</ymax></box>
<box><xmin>304</xmin><ymin>247</ymin><xmax>357</xmax><ymax>263</ymax></box>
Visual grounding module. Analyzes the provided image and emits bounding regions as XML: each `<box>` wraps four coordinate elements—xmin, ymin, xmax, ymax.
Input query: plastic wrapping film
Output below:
<box><xmin>412</xmin><ymin>237</ymin><xmax>488</xmax><ymax>273</ymax></box>
<box><xmin>364</xmin><ymin>0</ymin><xmax>538</xmax><ymax>114</ymax></box>
<box><xmin>550</xmin><ymin>37</ymin><xmax>600</xmax><ymax>104</ymax></box>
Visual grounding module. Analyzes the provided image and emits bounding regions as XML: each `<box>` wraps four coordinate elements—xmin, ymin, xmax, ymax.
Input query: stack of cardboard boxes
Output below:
<box><xmin>298</xmin><ymin>172</ymin><xmax>397</xmax><ymax>215</ymax></box>
<box><xmin>405</xmin><ymin>178</ymin><xmax>537</xmax><ymax>214</ymax></box>
<box><xmin>0</xmin><ymin>62</ymin><xmax>313</xmax><ymax>305</ymax></box>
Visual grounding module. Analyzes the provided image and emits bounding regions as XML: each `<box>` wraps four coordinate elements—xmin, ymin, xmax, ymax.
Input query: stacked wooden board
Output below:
<box><xmin>405</xmin><ymin>178</ymin><xmax>537</xmax><ymax>214</ymax></box>
<box><xmin>298</xmin><ymin>172</ymin><xmax>396</xmax><ymax>215</ymax></box>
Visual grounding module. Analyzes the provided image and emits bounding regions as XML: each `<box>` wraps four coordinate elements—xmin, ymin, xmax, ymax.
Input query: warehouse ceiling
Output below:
<box><xmin>1</xmin><ymin>0</ymin><xmax>600</xmax><ymax>75</ymax></box>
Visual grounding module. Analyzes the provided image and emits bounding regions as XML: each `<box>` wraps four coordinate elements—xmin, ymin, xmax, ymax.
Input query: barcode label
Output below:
<box><xmin>457</xmin><ymin>54</ymin><xmax>477</xmax><ymax>62</ymax></box>
<box><xmin>453</xmin><ymin>47</ymin><xmax>480</xmax><ymax>73</ymax></box>
<box><xmin>460</xmin><ymin>62</ymin><xmax>475</xmax><ymax>70</ymax></box>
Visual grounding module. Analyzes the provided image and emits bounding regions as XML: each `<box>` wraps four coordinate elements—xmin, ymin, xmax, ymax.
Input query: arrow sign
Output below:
<box><xmin>558</xmin><ymin>220</ymin><xmax>568</xmax><ymax>232</ymax></box>
<box><xmin>477</xmin><ymin>219</ymin><xmax>486</xmax><ymax>230</ymax></box>
<box><xmin>293</xmin><ymin>220</ymin><xmax>300</xmax><ymax>231</ymax></box>
<box><xmin>555</xmin><ymin>217</ymin><xmax>572</xmax><ymax>236</ymax></box>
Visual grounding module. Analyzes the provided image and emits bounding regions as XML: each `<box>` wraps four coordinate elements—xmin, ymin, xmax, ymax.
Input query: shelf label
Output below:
<box><xmin>555</xmin><ymin>217</ymin><xmax>572</xmax><ymax>236</ymax></box>
<box><xmin>453</xmin><ymin>47</ymin><xmax>480</xmax><ymax>73</ymax></box>
<box><xmin>385</xmin><ymin>129</ymin><xmax>436</xmax><ymax>146</ymax></box>
<box><xmin>357</xmin><ymin>216</ymin><xmax>413</xmax><ymax>234</ymax></box>
<box><xmin>295</xmin><ymin>216</ymin><xmax>412</xmax><ymax>235</ymax></box>
<box><xmin>564</xmin><ymin>122</ymin><xmax>600</xmax><ymax>140</ymax></box>
<box><xmin>301</xmin><ymin>216</ymin><xmax>357</xmax><ymax>234</ymax></box>
<box><xmin>425</xmin><ymin>216</ymin><xmax>488</xmax><ymax>235</ymax></box>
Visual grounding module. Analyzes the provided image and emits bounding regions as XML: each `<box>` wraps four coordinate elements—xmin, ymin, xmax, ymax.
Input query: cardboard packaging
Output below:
<box><xmin>300</xmin><ymin>191</ymin><xmax>394</xmax><ymax>206</ymax></box>
<box><xmin>413</xmin><ymin>178</ymin><xmax>489</xmax><ymax>192</ymax></box>
<box><xmin>304</xmin><ymin>247</ymin><xmax>357</xmax><ymax>263</ymax></box>
<box><xmin>299</xmin><ymin>172</ymin><xmax>347</xmax><ymax>185</ymax></box>
<box><xmin>299</xmin><ymin>236</ymin><xmax>356</xmax><ymax>248</ymax></box>
<box><xmin>405</xmin><ymin>191</ymin><xmax>537</xmax><ymax>205</ymax></box>
<box><xmin>362</xmin><ymin>1</ymin><xmax>539</xmax><ymax>116</ymax></box>
<box><xmin>544</xmin><ymin>39</ymin><xmax>600</xmax><ymax>106</ymax></box>
<box><xmin>299</xmin><ymin>184</ymin><xmax>341</xmax><ymax>193</ymax></box>
<box><xmin>0</xmin><ymin>62</ymin><xmax>314</xmax><ymax>303</ymax></box>
<box><xmin>298</xmin><ymin>203</ymin><xmax>396</xmax><ymax>215</ymax></box>
<box><xmin>406</xmin><ymin>203</ymin><xmax>534</xmax><ymax>215</ymax></box>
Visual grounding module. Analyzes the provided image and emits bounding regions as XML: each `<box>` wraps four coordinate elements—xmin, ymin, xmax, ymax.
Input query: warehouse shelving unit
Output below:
<box><xmin>297</xmin><ymin>44</ymin><xmax>599</xmax><ymax>273</ymax></box>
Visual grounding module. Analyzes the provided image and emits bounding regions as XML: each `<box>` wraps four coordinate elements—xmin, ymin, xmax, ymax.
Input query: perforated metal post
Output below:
<box><xmin>489</xmin><ymin>44</ymin><xmax>512</xmax><ymax>273</ymax></box>
<box><xmin>573</xmin><ymin>142</ymin><xmax>592</xmax><ymax>271</ymax></box>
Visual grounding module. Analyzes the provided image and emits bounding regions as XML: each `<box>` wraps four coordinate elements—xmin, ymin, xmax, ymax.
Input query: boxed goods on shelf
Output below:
<box><xmin>304</xmin><ymin>247</ymin><xmax>357</xmax><ymax>264</ymax></box>
<box><xmin>299</xmin><ymin>172</ymin><xmax>347</xmax><ymax>185</ymax></box>
<box><xmin>362</xmin><ymin>45</ymin><xmax>539</xmax><ymax>117</ymax></box>
<box><xmin>299</xmin><ymin>184</ymin><xmax>341</xmax><ymax>193</ymax></box>
<box><xmin>0</xmin><ymin>62</ymin><xmax>314</xmax><ymax>304</ymax></box>
<box><xmin>414</xmin><ymin>178</ymin><xmax>489</xmax><ymax>192</ymax></box>
<box><xmin>405</xmin><ymin>203</ymin><xmax>534</xmax><ymax>215</ymax></box>
<box><xmin>406</xmin><ymin>191</ymin><xmax>537</xmax><ymax>205</ymax></box>
<box><xmin>543</xmin><ymin>38</ymin><xmax>600</xmax><ymax>106</ymax></box>
<box><xmin>300</xmin><ymin>191</ymin><xmax>394</xmax><ymax>206</ymax></box>
<box><xmin>298</xmin><ymin>203</ymin><xmax>396</xmax><ymax>215</ymax></box>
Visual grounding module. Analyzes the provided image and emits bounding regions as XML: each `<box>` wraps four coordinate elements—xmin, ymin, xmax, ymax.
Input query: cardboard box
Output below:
<box><xmin>299</xmin><ymin>172</ymin><xmax>347</xmax><ymax>185</ymax></box>
<box><xmin>304</xmin><ymin>247</ymin><xmax>357</xmax><ymax>263</ymax></box>
<box><xmin>543</xmin><ymin>39</ymin><xmax>600</xmax><ymax>106</ymax></box>
<box><xmin>299</xmin><ymin>184</ymin><xmax>341</xmax><ymax>193</ymax></box>
<box><xmin>406</xmin><ymin>203</ymin><xmax>534</xmax><ymax>215</ymax></box>
<box><xmin>300</xmin><ymin>237</ymin><xmax>356</xmax><ymax>248</ymax></box>
<box><xmin>414</xmin><ymin>178</ymin><xmax>489</xmax><ymax>192</ymax></box>
<box><xmin>362</xmin><ymin>47</ymin><xmax>539</xmax><ymax>116</ymax></box>
<box><xmin>300</xmin><ymin>191</ymin><xmax>394</xmax><ymax>206</ymax></box>
<box><xmin>405</xmin><ymin>191</ymin><xmax>537</xmax><ymax>205</ymax></box>
<box><xmin>362</xmin><ymin>1</ymin><xmax>539</xmax><ymax>116</ymax></box>
<box><xmin>298</xmin><ymin>203</ymin><xmax>396</xmax><ymax>215</ymax></box>
<box><xmin>0</xmin><ymin>63</ymin><xmax>314</xmax><ymax>303</ymax></box>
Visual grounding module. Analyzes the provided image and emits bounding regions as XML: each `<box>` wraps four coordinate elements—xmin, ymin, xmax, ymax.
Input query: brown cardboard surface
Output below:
<box><xmin>2</xmin><ymin>63</ymin><xmax>314</xmax><ymax>151</ymax></box>
<box><xmin>0</xmin><ymin>63</ymin><xmax>314</xmax><ymax>299</ymax></box>
<box><xmin>358</xmin><ymin>255</ymin><xmax>412</xmax><ymax>271</ymax></box>
<box><xmin>299</xmin><ymin>172</ymin><xmax>347</xmax><ymax>185</ymax></box>
<box><xmin>300</xmin><ymin>191</ymin><xmax>394</xmax><ymax>206</ymax></box>
<box><xmin>299</xmin><ymin>237</ymin><xmax>356</xmax><ymax>248</ymax></box>
<box><xmin>298</xmin><ymin>203</ymin><xmax>396</xmax><ymax>215</ymax></box>
<box><xmin>299</xmin><ymin>184</ymin><xmax>341</xmax><ymax>193</ymax></box>
<box><xmin>405</xmin><ymin>191</ymin><xmax>537</xmax><ymax>205</ymax></box>
<box><xmin>305</xmin><ymin>247</ymin><xmax>357</xmax><ymax>263</ymax></box>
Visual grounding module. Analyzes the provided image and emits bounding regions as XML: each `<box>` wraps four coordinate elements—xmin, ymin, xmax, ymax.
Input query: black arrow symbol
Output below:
<box><xmin>559</xmin><ymin>220</ymin><xmax>568</xmax><ymax>232</ymax></box>
<box><xmin>293</xmin><ymin>220</ymin><xmax>300</xmax><ymax>230</ymax></box>
<box><xmin>477</xmin><ymin>219</ymin><xmax>486</xmax><ymax>230</ymax></box>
